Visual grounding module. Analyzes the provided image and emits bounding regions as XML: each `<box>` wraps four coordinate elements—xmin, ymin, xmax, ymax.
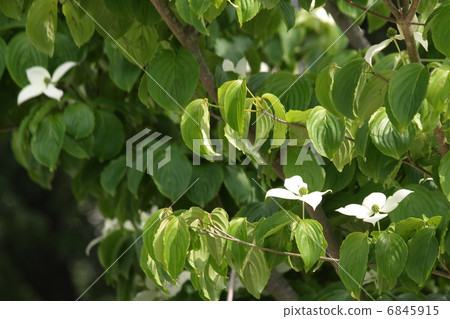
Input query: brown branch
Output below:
<box><xmin>324</xmin><ymin>0</ymin><xmax>371</xmax><ymax>49</ymax></box>
<box><xmin>227</xmin><ymin>269</ymin><xmax>236</xmax><ymax>301</ymax></box>
<box><xmin>404</xmin><ymin>152</ymin><xmax>432</xmax><ymax>176</ymax></box>
<box><xmin>149</xmin><ymin>0</ymin><xmax>218</xmax><ymax>103</ymax></box>
<box><xmin>343</xmin><ymin>0</ymin><xmax>397</xmax><ymax>24</ymax></box>
<box><xmin>201</xmin><ymin>226</ymin><xmax>450</xmax><ymax>281</ymax></box>
<box><xmin>434</xmin><ymin>122</ymin><xmax>449</xmax><ymax>157</ymax></box>
<box><xmin>383</xmin><ymin>0</ymin><xmax>401</xmax><ymax>19</ymax></box>
<box><xmin>406</xmin><ymin>0</ymin><xmax>421</xmax><ymax>22</ymax></box>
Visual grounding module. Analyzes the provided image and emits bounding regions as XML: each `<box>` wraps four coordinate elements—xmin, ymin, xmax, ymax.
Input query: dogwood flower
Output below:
<box><xmin>265</xmin><ymin>175</ymin><xmax>331</xmax><ymax>210</ymax></box>
<box><xmin>336</xmin><ymin>190</ymin><xmax>413</xmax><ymax>225</ymax></box>
<box><xmin>17</xmin><ymin>61</ymin><xmax>77</xmax><ymax>105</ymax></box>
<box><xmin>222</xmin><ymin>57</ymin><xmax>251</xmax><ymax>79</ymax></box>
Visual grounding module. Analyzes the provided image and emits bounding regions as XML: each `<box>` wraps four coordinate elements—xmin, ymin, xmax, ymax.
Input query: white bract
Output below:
<box><xmin>364</xmin><ymin>32</ymin><xmax>428</xmax><ymax>66</ymax></box>
<box><xmin>17</xmin><ymin>61</ymin><xmax>77</xmax><ymax>105</ymax></box>
<box><xmin>265</xmin><ymin>175</ymin><xmax>331</xmax><ymax>210</ymax></box>
<box><xmin>222</xmin><ymin>58</ymin><xmax>251</xmax><ymax>79</ymax></box>
<box><xmin>336</xmin><ymin>190</ymin><xmax>414</xmax><ymax>225</ymax></box>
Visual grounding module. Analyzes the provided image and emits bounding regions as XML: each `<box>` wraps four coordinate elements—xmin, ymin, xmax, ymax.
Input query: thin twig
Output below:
<box><xmin>434</xmin><ymin>122</ymin><xmax>449</xmax><ymax>157</ymax></box>
<box><xmin>343</xmin><ymin>0</ymin><xmax>397</xmax><ymax>24</ymax></box>
<box><xmin>260</xmin><ymin>109</ymin><xmax>306</xmax><ymax>130</ymax></box>
<box><xmin>404</xmin><ymin>153</ymin><xmax>432</xmax><ymax>177</ymax></box>
<box><xmin>383</xmin><ymin>0</ymin><xmax>401</xmax><ymax>20</ymax></box>
<box><xmin>202</xmin><ymin>227</ymin><xmax>339</xmax><ymax>263</ymax></box>
<box><xmin>227</xmin><ymin>270</ymin><xmax>236</xmax><ymax>301</ymax></box>
<box><xmin>431</xmin><ymin>270</ymin><xmax>450</xmax><ymax>280</ymax></box>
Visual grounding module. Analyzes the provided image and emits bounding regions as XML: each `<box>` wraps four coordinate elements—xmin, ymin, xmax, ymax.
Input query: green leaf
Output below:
<box><xmin>332</xmin><ymin>124</ymin><xmax>355</xmax><ymax>172</ymax></box>
<box><xmin>105</xmin><ymin>42</ymin><xmax>141</xmax><ymax>92</ymax></box>
<box><xmin>369</xmin><ymin>108</ymin><xmax>416</xmax><ymax>159</ymax></box>
<box><xmin>375</xmin><ymin>232</ymin><xmax>408</xmax><ymax>287</ymax></box>
<box><xmin>221</xmin><ymin>80</ymin><xmax>247</xmax><ymax>135</ymax></box>
<box><xmin>278</xmin><ymin>0</ymin><xmax>295</xmax><ymax>29</ymax></box>
<box><xmin>62</xmin><ymin>135</ymin><xmax>93</xmax><ymax>159</ymax></box>
<box><xmin>163</xmin><ymin>217</ymin><xmax>190</xmax><ymax>280</ymax></box>
<box><xmin>147</xmin><ymin>49</ymin><xmax>199</xmax><ymax>112</ymax></box>
<box><xmin>356</xmin><ymin>138</ymin><xmax>399</xmax><ymax>183</ymax></box>
<box><xmin>405</xmin><ymin>228</ymin><xmax>439</xmax><ymax>286</ymax></box>
<box><xmin>205</xmin><ymin>208</ymin><xmax>229</xmax><ymax>264</ymax></box>
<box><xmin>26</xmin><ymin>0</ymin><xmax>58</xmax><ymax>57</ymax></box>
<box><xmin>5</xmin><ymin>32</ymin><xmax>48</xmax><ymax>87</ymax></box>
<box><xmin>316</xmin><ymin>64</ymin><xmax>340</xmax><ymax>116</ymax></box>
<box><xmin>263</xmin><ymin>72</ymin><xmax>312</xmax><ymax>111</ymax></box>
<box><xmin>0</xmin><ymin>37</ymin><xmax>6</xmax><ymax>80</ymax></box>
<box><xmin>332</xmin><ymin>58</ymin><xmax>368</xmax><ymax>119</ymax></box>
<box><xmin>339</xmin><ymin>232</ymin><xmax>369</xmax><ymax>300</ymax></box>
<box><xmin>388</xmin><ymin>63</ymin><xmax>429</xmax><ymax>131</ymax></box>
<box><xmin>262</xmin><ymin>93</ymin><xmax>288</xmax><ymax>144</ymax></box>
<box><xmin>63</xmin><ymin>103</ymin><xmax>95</xmax><ymax>139</ymax></box>
<box><xmin>92</xmin><ymin>110</ymin><xmax>125</xmax><ymax>162</ymax></box>
<box><xmin>394</xmin><ymin>217</ymin><xmax>425</xmax><ymax>241</ymax></box>
<box><xmin>186</xmin><ymin>162</ymin><xmax>224</xmax><ymax>206</ymax></box>
<box><xmin>0</xmin><ymin>0</ymin><xmax>23</xmax><ymax>20</ymax></box>
<box><xmin>307</xmin><ymin>106</ymin><xmax>345</xmax><ymax>159</ymax></box>
<box><xmin>181</xmin><ymin>99</ymin><xmax>220</xmax><ymax>158</ymax></box>
<box><xmin>100</xmin><ymin>156</ymin><xmax>127</xmax><ymax>196</ymax></box>
<box><xmin>236</xmin><ymin>0</ymin><xmax>261</xmax><ymax>26</ymax></box>
<box><xmin>257</xmin><ymin>0</ymin><xmax>279</xmax><ymax>9</ymax></box>
<box><xmin>255</xmin><ymin>210</ymin><xmax>293</xmax><ymax>242</ymax></box>
<box><xmin>439</xmin><ymin>152</ymin><xmax>450</xmax><ymax>201</ymax></box>
<box><xmin>295</xmin><ymin>219</ymin><xmax>327</xmax><ymax>272</ymax></box>
<box><xmin>31</xmin><ymin>113</ymin><xmax>65</xmax><ymax>171</ymax></box>
<box><xmin>431</xmin><ymin>4</ymin><xmax>450</xmax><ymax>58</ymax></box>
<box><xmin>223</xmin><ymin>166</ymin><xmax>254</xmax><ymax>206</ymax></box>
<box><xmin>225</xmin><ymin>218</ymin><xmax>250</xmax><ymax>272</ymax></box>
<box><xmin>298</xmin><ymin>0</ymin><xmax>313</xmax><ymax>11</ymax></box>
<box><xmin>140</xmin><ymin>248</ymin><xmax>169</xmax><ymax>294</ymax></box>
<box><xmin>239</xmin><ymin>248</ymin><xmax>270</xmax><ymax>298</ymax></box>
<box><xmin>389</xmin><ymin>185</ymin><xmax>450</xmax><ymax>222</ymax></box>
<box><xmin>255</xmin><ymin>100</ymin><xmax>273</xmax><ymax>143</ymax></box>
<box><xmin>357</xmin><ymin>72</ymin><xmax>390</xmax><ymax>122</ymax></box>
<box><xmin>127</xmin><ymin>168</ymin><xmax>144</xmax><ymax>197</ymax></box>
<box><xmin>117</xmin><ymin>22</ymin><xmax>158</xmax><ymax>66</ymax></box>
<box><xmin>367</xmin><ymin>0</ymin><xmax>391</xmax><ymax>33</ymax></box>
<box><xmin>62</xmin><ymin>1</ymin><xmax>95</xmax><ymax>47</ymax></box>
<box><xmin>152</xmin><ymin>148</ymin><xmax>193</xmax><ymax>202</ymax></box>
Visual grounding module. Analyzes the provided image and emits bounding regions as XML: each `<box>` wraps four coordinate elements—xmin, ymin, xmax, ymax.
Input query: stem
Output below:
<box><xmin>405</xmin><ymin>153</ymin><xmax>432</xmax><ymax>177</ymax></box>
<box><xmin>149</xmin><ymin>0</ymin><xmax>218</xmax><ymax>103</ymax></box>
<box><xmin>434</xmin><ymin>122</ymin><xmax>449</xmax><ymax>157</ymax></box>
<box><xmin>302</xmin><ymin>201</ymin><xmax>305</xmax><ymax>220</ymax></box>
<box><xmin>260</xmin><ymin>109</ymin><xmax>307</xmax><ymax>130</ymax></box>
<box><xmin>393</xmin><ymin>39</ymin><xmax>407</xmax><ymax>65</ymax></box>
<box><xmin>227</xmin><ymin>270</ymin><xmax>236</xmax><ymax>301</ymax></box>
<box><xmin>377</xmin><ymin>221</ymin><xmax>381</xmax><ymax>232</ymax></box>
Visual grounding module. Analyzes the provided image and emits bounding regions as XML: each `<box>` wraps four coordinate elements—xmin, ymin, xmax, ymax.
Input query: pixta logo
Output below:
<box><xmin>126</xmin><ymin>129</ymin><xmax>172</xmax><ymax>176</ymax></box>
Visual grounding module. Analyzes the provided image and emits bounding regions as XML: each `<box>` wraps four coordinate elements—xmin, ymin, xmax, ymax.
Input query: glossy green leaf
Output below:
<box><xmin>163</xmin><ymin>217</ymin><xmax>190</xmax><ymax>280</ymax></box>
<box><xmin>388</xmin><ymin>63</ymin><xmax>429</xmax><ymax>131</ymax></box>
<box><xmin>357</xmin><ymin>72</ymin><xmax>390</xmax><ymax>122</ymax></box>
<box><xmin>255</xmin><ymin>100</ymin><xmax>273</xmax><ymax>143</ymax></box>
<box><xmin>332</xmin><ymin>124</ymin><xmax>354</xmax><ymax>172</ymax></box>
<box><xmin>152</xmin><ymin>148</ymin><xmax>193</xmax><ymax>202</ymax></box>
<box><xmin>186</xmin><ymin>162</ymin><xmax>223</xmax><ymax>206</ymax></box>
<box><xmin>307</xmin><ymin>106</ymin><xmax>345</xmax><ymax>159</ymax></box>
<box><xmin>62</xmin><ymin>1</ymin><xmax>95</xmax><ymax>47</ymax></box>
<box><xmin>255</xmin><ymin>210</ymin><xmax>293</xmax><ymax>242</ymax></box>
<box><xmin>236</xmin><ymin>0</ymin><xmax>261</xmax><ymax>25</ymax></box>
<box><xmin>262</xmin><ymin>93</ymin><xmax>288</xmax><ymax>144</ymax></box>
<box><xmin>105</xmin><ymin>42</ymin><xmax>141</xmax><ymax>92</ymax></box>
<box><xmin>339</xmin><ymin>232</ymin><xmax>369</xmax><ymax>300</ymax></box>
<box><xmin>205</xmin><ymin>208</ymin><xmax>229</xmax><ymax>264</ymax></box>
<box><xmin>257</xmin><ymin>0</ymin><xmax>279</xmax><ymax>9</ymax></box>
<box><xmin>405</xmin><ymin>228</ymin><xmax>439</xmax><ymax>286</ymax></box>
<box><xmin>369</xmin><ymin>108</ymin><xmax>416</xmax><ymax>159</ymax></box>
<box><xmin>62</xmin><ymin>135</ymin><xmax>93</xmax><ymax>159</ymax></box>
<box><xmin>181</xmin><ymin>99</ymin><xmax>221</xmax><ymax>158</ymax></box>
<box><xmin>431</xmin><ymin>5</ymin><xmax>450</xmax><ymax>58</ymax></box>
<box><xmin>5</xmin><ymin>32</ymin><xmax>48</xmax><ymax>87</ymax></box>
<box><xmin>175</xmin><ymin>0</ymin><xmax>208</xmax><ymax>35</ymax></box>
<box><xmin>315</xmin><ymin>64</ymin><xmax>340</xmax><ymax>116</ymax></box>
<box><xmin>100</xmin><ymin>156</ymin><xmax>127</xmax><ymax>196</ymax></box>
<box><xmin>222</xmin><ymin>80</ymin><xmax>247</xmax><ymax>135</ymax></box>
<box><xmin>295</xmin><ymin>219</ymin><xmax>327</xmax><ymax>272</ymax></box>
<box><xmin>92</xmin><ymin>110</ymin><xmax>125</xmax><ymax>162</ymax></box>
<box><xmin>394</xmin><ymin>217</ymin><xmax>425</xmax><ymax>241</ymax></box>
<box><xmin>278</xmin><ymin>0</ymin><xmax>295</xmax><ymax>29</ymax></box>
<box><xmin>263</xmin><ymin>72</ymin><xmax>312</xmax><ymax>111</ymax></box>
<box><xmin>332</xmin><ymin>58</ymin><xmax>368</xmax><ymax>119</ymax></box>
<box><xmin>0</xmin><ymin>0</ymin><xmax>23</xmax><ymax>20</ymax></box>
<box><xmin>147</xmin><ymin>49</ymin><xmax>199</xmax><ymax>112</ymax></box>
<box><xmin>223</xmin><ymin>166</ymin><xmax>254</xmax><ymax>206</ymax></box>
<box><xmin>375</xmin><ymin>232</ymin><xmax>408</xmax><ymax>286</ymax></box>
<box><xmin>63</xmin><ymin>103</ymin><xmax>95</xmax><ymax>139</ymax></box>
<box><xmin>225</xmin><ymin>218</ymin><xmax>250</xmax><ymax>271</ymax></box>
<box><xmin>31</xmin><ymin>113</ymin><xmax>65</xmax><ymax>171</ymax></box>
<box><xmin>26</xmin><ymin>0</ymin><xmax>58</xmax><ymax>56</ymax></box>
<box><xmin>439</xmin><ymin>152</ymin><xmax>450</xmax><ymax>200</ymax></box>
<box><xmin>298</xmin><ymin>0</ymin><xmax>313</xmax><ymax>11</ymax></box>
<box><xmin>239</xmin><ymin>248</ymin><xmax>270</xmax><ymax>298</ymax></box>
<box><xmin>117</xmin><ymin>22</ymin><xmax>158</xmax><ymax>66</ymax></box>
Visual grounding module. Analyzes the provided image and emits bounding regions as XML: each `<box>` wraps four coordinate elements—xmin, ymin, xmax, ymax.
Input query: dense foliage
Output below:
<box><xmin>0</xmin><ymin>0</ymin><xmax>449</xmax><ymax>301</ymax></box>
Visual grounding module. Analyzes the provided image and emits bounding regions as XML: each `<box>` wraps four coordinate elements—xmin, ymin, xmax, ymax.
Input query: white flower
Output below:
<box><xmin>265</xmin><ymin>175</ymin><xmax>331</xmax><ymax>211</ymax></box>
<box><xmin>364</xmin><ymin>32</ymin><xmax>428</xmax><ymax>66</ymax></box>
<box><xmin>336</xmin><ymin>190</ymin><xmax>413</xmax><ymax>225</ymax></box>
<box><xmin>222</xmin><ymin>57</ymin><xmax>251</xmax><ymax>79</ymax></box>
<box><xmin>17</xmin><ymin>61</ymin><xmax>77</xmax><ymax>105</ymax></box>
